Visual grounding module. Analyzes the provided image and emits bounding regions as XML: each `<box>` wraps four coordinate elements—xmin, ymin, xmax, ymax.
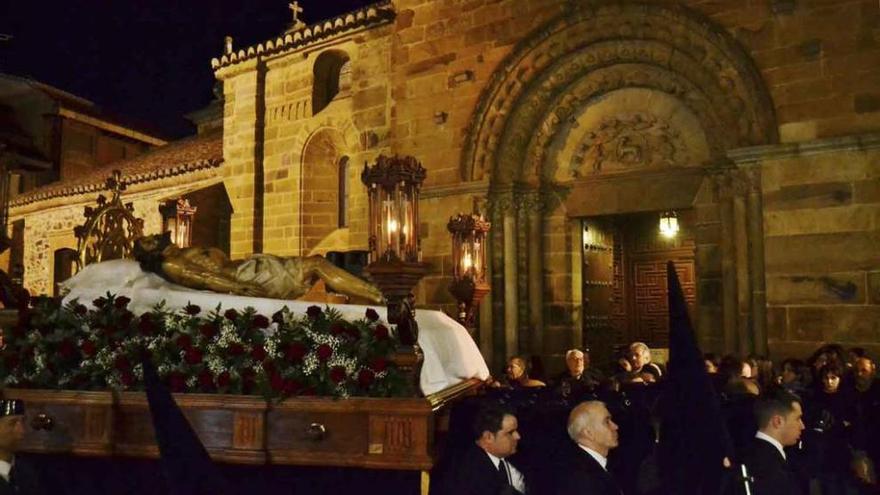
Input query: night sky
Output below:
<box><xmin>0</xmin><ymin>0</ymin><xmax>374</xmax><ymax>139</ymax></box>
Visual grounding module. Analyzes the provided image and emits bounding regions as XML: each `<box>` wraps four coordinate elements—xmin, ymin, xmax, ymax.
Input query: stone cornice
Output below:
<box><xmin>422</xmin><ymin>180</ymin><xmax>489</xmax><ymax>199</ymax></box>
<box><xmin>211</xmin><ymin>2</ymin><xmax>395</xmax><ymax>71</ymax></box>
<box><xmin>727</xmin><ymin>133</ymin><xmax>880</xmax><ymax>165</ymax></box>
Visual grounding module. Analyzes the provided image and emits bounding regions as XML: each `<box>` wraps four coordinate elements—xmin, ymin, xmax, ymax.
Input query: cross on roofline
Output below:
<box><xmin>289</xmin><ymin>1</ymin><xmax>305</xmax><ymax>25</ymax></box>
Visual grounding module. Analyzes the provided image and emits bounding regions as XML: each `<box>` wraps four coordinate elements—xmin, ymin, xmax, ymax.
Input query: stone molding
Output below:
<box><xmin>460</xmin><ymin>1</ymin><xmax>777</xmax><ymax>184</ymax></box>
<box><xmin>727</xmin><ymin>133</ymin><xmax>880</xmax><ymax>165</ymax></box>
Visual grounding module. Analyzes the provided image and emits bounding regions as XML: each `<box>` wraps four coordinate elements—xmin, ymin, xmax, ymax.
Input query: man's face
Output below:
<box><xmin>628</xmin><ymin>349</ymin><xmax>648</xmax><ymax>370</ymax></box>
<box><xmin>483</xmin><ymin>414</ymin><xmax>521</xmax><ymax>458</ymax></box>
<box><xmin>0</xmin><ymin>416</ymin><xmax>25</xmax><ymax>452</ymax></box>
<box><xmin>506</xmin><ymin>359</ymin><xmax>525</xmax><ymax>381</ymax></box>
<box><xmin>778</xmin><ymin>402</ymin><xmax>805</xmax><ymax>447</ymax></box>
<box><xmin>585</xmin><ymin>404</ymin><xmax>619</xmax><ymax>451</ymax></box>
<box><xmin>855</xmin><ymin>358</ymin><xmax>876</xmax><ymax>386</ymax></box>
<box><xmin>566</xmin><ymin>353</ymin><xmax>585</xmax><ymax>377</ymax></box>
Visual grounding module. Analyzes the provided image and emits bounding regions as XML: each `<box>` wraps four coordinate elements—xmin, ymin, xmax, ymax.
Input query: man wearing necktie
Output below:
<box><xmin>0</xmin><ymin>399</ymin><xmax>43</xmax><ymax>495</ymax></box>
<box><xmin>554</xmin><ymin>401</ymin><xmax>623</xmax><ymax>495</ymax></box>
<box><xmin>432</xmin><ymin>403</ymin><xmax>526</xmax><ymax>495</ymax></box>
<box><xmin>742</xmin><ymin>389</ymin><xmax>805</xmax><ymax>494</ymax></box>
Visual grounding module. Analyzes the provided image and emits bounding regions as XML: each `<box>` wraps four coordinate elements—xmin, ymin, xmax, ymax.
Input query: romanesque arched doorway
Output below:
<box><xmin>462</xmin><ymin>2</ymin><xmax>778</xmax><ymax>372</ymax></box>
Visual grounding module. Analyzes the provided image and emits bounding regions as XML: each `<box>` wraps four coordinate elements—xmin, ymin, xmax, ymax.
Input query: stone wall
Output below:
<box><xmin>748</xmin><ymin>134</ymin><xmax>880</xmax><ymax>358</ymax></box>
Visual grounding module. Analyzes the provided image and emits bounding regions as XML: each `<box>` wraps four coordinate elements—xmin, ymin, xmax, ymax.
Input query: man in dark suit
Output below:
<box><xmin>554</xmin><ymin>400</ymin><xmax>623</xmax><ymax>495</ymax></box>
<box><xmin>433</xmin><ymin>403</ymin><xmax>525</xmax><ymax>495</ymax></box>
<box><xmin>743</xmin><ymin>388</ymin><xmax>805</xmax><ymax>495</ymax></box>
<box><xmin>0</xmin><ymin>399</ymin><xmax>44</xmax><ymax>495</ymax></box>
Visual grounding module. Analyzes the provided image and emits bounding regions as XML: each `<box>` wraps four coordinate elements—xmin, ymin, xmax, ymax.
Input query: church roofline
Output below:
<box><xmin>211</xmin><ymin>1</ymin><xmax>395</xmax><ymax>70</ymax></box>
<box><xmin>10</xmin><ymin>132</ymin><xmax>222</xmax><ymax>208</ymax></box>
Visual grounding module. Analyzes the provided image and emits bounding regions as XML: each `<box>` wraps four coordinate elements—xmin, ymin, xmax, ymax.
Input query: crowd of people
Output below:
<box><xmin>432</xmin><ymin>342</ymin><xmax>880</xmax><ymax>495</ymax></box>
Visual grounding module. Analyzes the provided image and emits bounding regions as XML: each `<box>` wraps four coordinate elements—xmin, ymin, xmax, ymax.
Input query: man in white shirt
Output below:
<box><xmin>744</xmin><ymin>389</ymin><xmax>805</xmax><ymax>494</ymax></box>
<box><xmin>433</xmin><ymin>403</ymin><xmax>526</xmax><ymax>495</ymax></box>
<box><xmin>0</xmin><ymin>398</ymin><xmax>43</xmax><ymax>495</ymax></box>
<box><xmin>554</xmin><ymin>401</ymin><xmax>623</xmax><ymax>495</ymax></box>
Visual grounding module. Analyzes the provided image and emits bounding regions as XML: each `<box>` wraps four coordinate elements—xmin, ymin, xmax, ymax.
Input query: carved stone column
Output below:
<box><xmin>744</xmin><ymin>165</ymin><xmax>768</xmax><ymax>356</ymax></box>
<box><xmin>488</xmin><ymin>190</ymin><xmax>516</xmax><ymax>372</ymax></box>
<box><xmin>714</xmin><ymin>169</ymin><xmax>741</xmax><ymax>355</ymax></box>
<box><xmin>521</xmin><ymin>190</ymin><xmax>545</xmax><ymax>357</ymax></box>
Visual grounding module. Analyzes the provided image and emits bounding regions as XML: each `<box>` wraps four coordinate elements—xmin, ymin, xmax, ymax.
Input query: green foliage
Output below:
<box><xmin>0</xmin><ymin>295</ymin><xmax>407</xmax><ymax>399</ymax></box>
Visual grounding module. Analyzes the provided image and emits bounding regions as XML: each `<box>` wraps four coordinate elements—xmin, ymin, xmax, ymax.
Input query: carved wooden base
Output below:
<box><xmin>1</xmin><ymin>380</ymin><xmax>482</xmax><ymax>470</ymax></box>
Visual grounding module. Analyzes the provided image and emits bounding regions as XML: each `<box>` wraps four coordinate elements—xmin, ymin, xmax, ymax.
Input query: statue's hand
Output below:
<box><xmin>236</xmin><ymin>283</ymin><xmax>266</xmax><ymax>298</ymax></box>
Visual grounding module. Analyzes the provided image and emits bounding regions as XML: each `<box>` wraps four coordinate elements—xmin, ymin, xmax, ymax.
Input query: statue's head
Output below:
<box><xmin>132</xmin><ymin>232</ymin><xmax>173</xmax><ymax>275</ymax></box>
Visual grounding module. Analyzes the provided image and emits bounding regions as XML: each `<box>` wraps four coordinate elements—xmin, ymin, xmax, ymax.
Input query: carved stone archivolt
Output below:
<box><xmin>460</xmin><ymin>2</ymin><xmax>778</xmax><ymax>184</ymax></box>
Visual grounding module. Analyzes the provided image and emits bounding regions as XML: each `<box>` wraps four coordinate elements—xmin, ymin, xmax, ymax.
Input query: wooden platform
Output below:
<box><xmin>3</xmin><ymin>378</ymin><xmax>481</xmax><ymax>471</ymax></box>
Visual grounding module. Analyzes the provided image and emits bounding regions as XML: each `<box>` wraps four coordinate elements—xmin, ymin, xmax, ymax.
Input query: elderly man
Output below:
<box><xmin>555</xmin><ymin>401</ymin><xmax>622</xmax><ymax>495</ymax></box>
<box><xmin>433</xmin><ymin>403</ymin><xmax>526</xmax><ymax>495</ymax></box>
<box><xmin>554</xmin><ymin>349</ymin><xmax>603</xmax><ymax>398</ymax></box>
<box><xmin>628</xmin><ymin>342</ymin><xmax>664</xmax><ymax>382</ymax></box>
<box><xmin>0</xmin><ymin>399</ymin><xmax>43</xmax><ymax>494</ymax></box>
<box><xmin>743</xmin><ymin>389</ymin><xmax>805</xmax><ymax>494</ymax></box>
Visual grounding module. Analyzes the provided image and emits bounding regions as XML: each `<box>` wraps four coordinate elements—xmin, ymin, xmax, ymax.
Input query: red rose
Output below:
<box><xmin>114</xmin><ymin>296</ymin><xmax>131</xmax><ymax>309</ymax></box>
<box><xmin>138</xmin><ymin>314</ymin><xmax>155</xmax><ymax>335</ymax></box>
<box><xmin>283</xmin><ymin>379</ymin><xmax>302</xmax><ymax>395</ymax></box>
<box><xmin>198</xmin><ymin>370</ymin><xmax>215</xmax><ymax>390</ymax></box>
<box><xmin>114</xmin><ymin>355</ymin><xmax>131</xmax><ymax>371</ymax></box>
<box><xmin>370</xmin><ymin>357</ymin><xmax>388</xmax><ymax>373</ymax></box>
<box><xmin>224</xmin><ymin>308</ymin><xmax>239</xmax><ymax>321</ymax></box>
<box><xmin>270</xmin><ymin>372</ymin><xmax>284</xmax><ymax>392</ymax></box>
<box><xmin>252</xmin><ymin>314</ymin><xmax>270</xmax><ymax>329</ymax></box>
<box><xmin>217</xmin><ymin>371</ymin><xmax>231</xmax><ymax>388</ymax></box>
<box><xmin>329</xmin><ymin>366</ymin><xmax>347</xmax><ymax>383</ymax></box>
<box><xmin>250</xmin><ymin>345</ymin><xmax>267</xmax><ymax>361</ymax></box>
<box><xmin>365</xmin><ymin>308</ymin><xmax>380</xmax><ymax>322</ymax></box>
<box><xmin>119</xmin><ymin>370</ymin><xmax>135</xmax><ymax>387</ymax></box>
<box><xmin>316</xmin><ymin>344</ymin><xmax>333</xmax><ymax>362</ymax></box>
<box><xmin>283</xmin><ymin>342</ymin><xmax>307</xmax><ymax>362</ymax></box>
<box><xmin>168</xmin><ymin>372</ymin><xmax>187</xmax><ymax>393</ymax></box>
<box><xmin>184</xmin><ymin>348</ymin><xmax>203</xmax><ymax>365</ymax></box>
<box><xmin>227</xmin><ymin>343</ymin><xmax>245</xmax><ymax>357</ymax></box>
<box><xmin>329</xmin><ymin>322</ymin><xmax>346</xmax><ymax>336</ymax></box>
<box><xmin>176</xmin><ymin>335</ymin><xmax>193</xmax><ymax>349</ymax></box>
<box><xmin>358</xmin><ymin>369</ymin><xmax>375</xmax><ymax>388</ymax></box>
<box><xmin>58</xmin><ymin>339</ymin><xmax>76</xmax><ymax>360</ymax></box>
<box><xmin>73</xmin><ymin>304</ymin><xmax>88</xmax><ymax>316</ymax></box>
<box><xmin>199</xmin><ymin>323</ymin><xmax>218</xmax><ymax>339</ymax></box>
<box><xmin>373</xmin><ymin>324</ymin><xmax>389</xmax><ymax>340</ymax></box>
<box><xmin>184</xmin><ymin>304</ymin><xmax>201</xmax><ymax>316</ymax></box>
<box><xmin>306</xmin><ymin>305</ymin><xmax>323</xmax><ymax>320</ymax></box>
<box><xmin>92</xmin><ymin>297</ymin><xmax>108</xmax><ymax>308</ymax></box>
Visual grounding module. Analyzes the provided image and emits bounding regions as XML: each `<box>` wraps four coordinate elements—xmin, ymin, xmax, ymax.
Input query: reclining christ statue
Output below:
<box><xmin>131</xmin><ymin>232</ymin><xmax>385</xmax><ymax>304</ymax></box>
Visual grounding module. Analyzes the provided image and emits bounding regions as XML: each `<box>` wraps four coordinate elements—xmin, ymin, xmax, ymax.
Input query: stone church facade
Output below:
<box><xmin>12</xmin><ymin>0</ymin><xmax>880</xmax><ymax>373</ymax></box>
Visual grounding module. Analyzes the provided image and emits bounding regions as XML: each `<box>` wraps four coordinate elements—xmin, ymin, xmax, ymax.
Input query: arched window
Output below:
<box><xmin>53</xmin><ymin>248</ymin><xmax>77</xmax><ymax>297</ymax></box>
<box><xmin>338</xmin><ymin>156</ymin><xmax>349</xmax><ymax>228</ymax></box>
<box><xmin>312</xmin><ymin>51</ymin><xmax>350</xmax><ymax>115</ymax></box>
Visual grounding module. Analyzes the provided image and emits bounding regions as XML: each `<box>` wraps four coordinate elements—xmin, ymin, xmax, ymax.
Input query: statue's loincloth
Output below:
<box><xmin>234</xmin><ymin>254</ymin><xmax>306</xmax><ymax>299</ymax></box>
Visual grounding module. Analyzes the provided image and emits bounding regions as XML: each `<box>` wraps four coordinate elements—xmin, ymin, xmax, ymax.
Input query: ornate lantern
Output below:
<box><xmin>361</xmin><ymin>155</ymin><xmax>429</xmax><ymax>343</ymax></box>
<box><xmin>447</xmin><ymin>212</ymin><xmax>490</xmax><ymax>331</ymax></box>
<box><xmin>659</xmin><ymin>210</ymin><xmax>679</xmax><ymax>238</ymax></box>
<box><xmin>160</xmin><ymin>198</ymin><xmax>197</xmax><ymax>248</ymax></box>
